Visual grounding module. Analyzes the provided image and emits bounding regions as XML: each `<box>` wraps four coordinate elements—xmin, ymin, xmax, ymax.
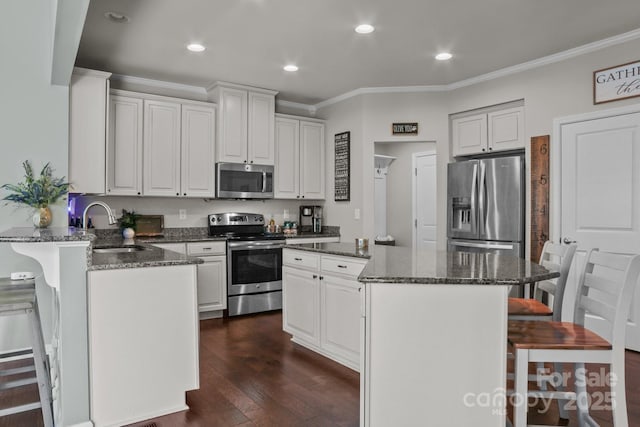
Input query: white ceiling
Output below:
<box><xmin>76</xmin><ymin>0</ymin><xmax>640</xmax><ymax>105</ymax></box>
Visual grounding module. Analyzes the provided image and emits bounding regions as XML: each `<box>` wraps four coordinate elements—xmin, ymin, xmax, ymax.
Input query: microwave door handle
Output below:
<box><xmin>262</xmin><ymin>171</ymin><xmax>267</xmax><ymax>193</ymax></box>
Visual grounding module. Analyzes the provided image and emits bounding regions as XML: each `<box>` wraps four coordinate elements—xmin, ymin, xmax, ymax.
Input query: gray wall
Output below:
<box><xmin>0</xmin><ymin>1</ymin><xmax>84</xmax><ymax>351</ymax></box>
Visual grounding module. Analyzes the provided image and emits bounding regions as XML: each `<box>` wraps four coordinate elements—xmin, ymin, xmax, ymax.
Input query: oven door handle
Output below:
<box><xmin>228</xmin><ymin>241</ymin><xmax>285</xmax><ymax>250</ymax></box>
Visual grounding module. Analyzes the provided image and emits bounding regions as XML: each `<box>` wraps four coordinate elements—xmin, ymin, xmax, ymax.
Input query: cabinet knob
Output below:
<box><xmin>489</xmin><ymin>147</ymin><xmax>493</xmax><ymax>151</ymax></box>
<box><xmin>176</xmin><ymin>192</ymin><xmax>179</xmax><ymax>196</ymax></box>
<box><xmin>294</xmin><ymin>257</ymin><xmax>302</xmax><ymax>261</ymax></box>
<box><xmin>319</xmin><ymin>276</ymin><xmax>324</xmax><ymax>280</ymax></box>
<box><xmin>184</xmin><ymin>193</ymin><xmax>187</xmax><ymax>196</ymax></box>
<box><xmin>313</xmin><ymin>274</ymin><xmax>317</xmax><ymax>279</ymax></box>
<box><xmin>137</xmin><ymin>192</ymin><xmax>141</xmax><ymax>195</ymax></box>
<box><xmin>250</xmin><ymin>160</ymin><xmax>254</xmax><ymax>164</ymax></box>
<box><xmin>482</xmin><ymin>148</ymin><xmax>486</xmax><ymax>152</ymax></box>
<box><xmin>244</xmin><ymin>160</ymin><xmax>247</xmax><ymax>163</ymax></box>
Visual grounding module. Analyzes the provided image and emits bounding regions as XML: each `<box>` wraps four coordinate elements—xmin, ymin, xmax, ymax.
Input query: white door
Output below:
<box><xmin>558</xmin><ymin>110</ymin><xmax>640</xmax><ymax>351</ymax></box>
<box><xmin>413</xmin><ymin>152</ymin><xmax>437</xmax><ymax>251</ymax></box>
<box><xmin>197</xmin><ymin>257</ymin><xmax>227</xmax><ymax>311</ymax></box>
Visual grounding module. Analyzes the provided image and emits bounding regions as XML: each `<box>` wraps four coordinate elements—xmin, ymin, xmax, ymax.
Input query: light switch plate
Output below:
<box><xmin>354</xmin><ymin>208</ymin><xmax>361</xmax><ymax>220</ymax></box>
<box><xmin>179</xmin><ymin>209</ymin><xmax>187</xmax><ymax>220</ymax></box>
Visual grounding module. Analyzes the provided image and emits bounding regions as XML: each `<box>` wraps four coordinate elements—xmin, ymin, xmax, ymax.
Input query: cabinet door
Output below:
<box><xmin>143</xmin><ymin>100</ymin><xmax>181</xmax><ymax>196</ymax></box>
<box><xmin>300</xmin><ymin>121</ymin><xmax>325</xmax><ymax>199</ymax></box>
<box><xmin>452</xmin><ymin>113</ymin><xmax>488</xmax><ymax>157</ymax></box>
<box><xmin>197</xmin><ymin>256</ymin><xmax>227</xmax><ymax>311</ymax></box>
<box><xmin>69</xmin><ymin>71</ymin><xmax>109</xmax><ymax>194</ymax></box>
<box><xmin>181</xmin><ymin>104</ymin><xmax>216</xmax><ymax>197</ymax></box>
<box><xmin>321</xmin><ymin>274</ymin><xmax>361</xmax><ymax>367</ymax></box>
<box><xmin>107</xmin><ymin>95</ymin><xmax>143</xmax><ymax>196</ymax></box>
<box><xmin>217</xmin><ymin>87</ymin><xmax>248</xmax><ymax>163</ymax></box>
<box><xmin>283</xmin><ymin>266</ymin><xmax>320</xmax><ymax>345</ymax></box>
<box><xmin>248</xmin><ymin>92</ymin><xmax>275</xmax><ymax>165</ymax></box>
<box><xmin>274</xmin><ymin>117</ymin><xmax>300</xmax><ymax>199</ymax></box>
<box><xmin>488</xmin><ymin>107</ymin><xmax>525</xmax><ymax>152</ymax></box>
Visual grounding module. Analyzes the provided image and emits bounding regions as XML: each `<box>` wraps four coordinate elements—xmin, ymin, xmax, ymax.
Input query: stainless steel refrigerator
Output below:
<box><xmin>447</xmin><ymin>155</ymin><xmax>524</xmax><ymax>257</ymax></box>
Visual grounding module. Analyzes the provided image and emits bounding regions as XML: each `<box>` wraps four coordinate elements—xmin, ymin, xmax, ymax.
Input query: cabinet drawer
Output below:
<box><xmin>321</xmin><ymin>256</ymin><xmax>366</xmax><ymax>277</ymax></box>
<box><xmin>283</xmin><ymin>250</ymin><xmax>320</xmax><ymax>270</ymax></box>
<box><xmin>187</xmin><ymin>241</ymin><xmax>226</xmax><ymax>256</ymax></box>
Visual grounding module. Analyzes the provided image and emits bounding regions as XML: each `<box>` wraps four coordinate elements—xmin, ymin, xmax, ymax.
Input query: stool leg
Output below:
<box><xmin>554</xmin><ymin>362</ymin><xmax>569</xmax><ymax>420</ymax></box>
<box><xmin>574</xmin><ymin>362</ymin><xmax>589</xmax><ymax>427</ymax></box>
<box><xmin>610</xmin><ymin>351</ymin><xmax>629</xmax><ymax>427</ymax></box>
<box><xmin>27</xmin><ymin>306</ymin><xmax>54</xmax><ymax>427</ymax></box>
<box><xmin>513</xmin><ymin>348</ymin><xmax>529</xmax><ymax>427</ymax></box>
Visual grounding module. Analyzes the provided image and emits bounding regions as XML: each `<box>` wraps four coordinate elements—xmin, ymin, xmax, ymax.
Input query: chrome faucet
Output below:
<box><xmin>82</xmin><ymin>201</ymin><xmax>117</xmax><ymax>229</ymax></box>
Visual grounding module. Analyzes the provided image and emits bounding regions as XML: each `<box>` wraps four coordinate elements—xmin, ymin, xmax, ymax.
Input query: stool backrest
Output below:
<box><xmin>534</xmin><ymin>242</ymin><xmax>577</xmax><ymax>321</ymax></box>
<box><xmin>574</xmin><ymin>249</ymin><xmax>640</xmax><ymax>349</ymax></box>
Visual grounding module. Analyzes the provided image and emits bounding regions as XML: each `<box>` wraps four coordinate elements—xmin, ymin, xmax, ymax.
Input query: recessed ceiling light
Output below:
<box><xmin>435</xmin><ymin>52</ymin><xmax>453</xmax><ymax>61</ymax></box>
<box><xmin>283</xmin><ymin>64</ymin><xmax>299</xmax><ymax>72</ymax></box>
<box><xmin>355</xmin><ymin>24</ymin><xmax>375</xmax><ymax>34</ymax></box>
<box><xmin>104</xmin><ymin>11</ymin><xmax>130</xmax><ymax>23</ymax></box>
<box><xmin>187</xmin><ymin>43</ymin><xmax>206</xmax><ymax>52</ymax></box>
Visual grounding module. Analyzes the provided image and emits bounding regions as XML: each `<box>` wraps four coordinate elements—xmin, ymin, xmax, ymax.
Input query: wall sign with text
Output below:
<box><xmin>593</xmin><ymin>60</ymin><xmax>640</xmax><ymax>104</ymax></box>
<box><xmin>392</xmin><ymin>122</ymin><xmax>418</xmax><ymax>135</ymax></box>
<box><xmin>334</xmin><ymin>131</ymin><xmax>350</xmax><ymax>201</ymax></box>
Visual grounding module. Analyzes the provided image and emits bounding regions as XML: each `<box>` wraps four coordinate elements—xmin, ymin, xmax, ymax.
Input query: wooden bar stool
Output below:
<box><xmin>508</xmin><ymin>241</ymin><xmax>577</xmax><ymax>321</ymax></box>
<box><xmin>508</xmin><ymin>249</ymin><xmax>640</xmax><ymax>427</ymax></box>
<box><xmin>0</xmin><ymin>278</ymin><xmax>54</xmax><ymax>427</ymax></box>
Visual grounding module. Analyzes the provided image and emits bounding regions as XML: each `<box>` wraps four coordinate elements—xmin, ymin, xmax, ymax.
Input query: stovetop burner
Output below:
<box><xmin>207</xmin><ymin>212</ymin><xmax>284</xmax><ymax>241</ymax></box>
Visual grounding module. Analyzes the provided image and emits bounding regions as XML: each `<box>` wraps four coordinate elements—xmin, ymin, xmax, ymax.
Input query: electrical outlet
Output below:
<box><xmin>283</xmin><ymin>209</ymin><xmax>289</xmax><ymax>219</ymax></box>
<box><xmin>179</xmin><ymin>209</ymin><xmax>187</xmax><ymax>220</ymax></box>
<box><xmin>354</xmin><ymin>208</ymin><xmax>361</xmax><ymax>220</ymax></box>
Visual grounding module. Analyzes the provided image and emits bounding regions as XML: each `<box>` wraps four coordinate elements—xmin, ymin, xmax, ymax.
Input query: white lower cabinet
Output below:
<box><xmin>283</xmin><ymin>266</ymin><xmax>320</xmax><ymax>345</ymax></box>
<box><xmin>282</xmin><ymin>249</ymin><xmax>366</xmax><ymax>371</ymax></box>
<box><xmin>152</xmin><ymin>241</ymin><xmax>227</xmax><ymax>315</ymax></box>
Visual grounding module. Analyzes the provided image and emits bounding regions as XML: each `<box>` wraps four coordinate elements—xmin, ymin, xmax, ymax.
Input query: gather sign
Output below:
<box><xmin>593</xmin><ymin>60</ymin><xmax>640</xmax><ymax>104</ymax></box>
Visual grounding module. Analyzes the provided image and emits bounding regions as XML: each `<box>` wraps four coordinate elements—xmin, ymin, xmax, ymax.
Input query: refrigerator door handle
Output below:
<box><xmin>478</xmin><ymin>162</ymin><xmax>487</xmax><ymax>237</ymax></box>
<box><xmin>470</xmin><ymin>163</ymin><xmax>478</xmax><ymax>236</ymax></box>
<box><xmin>451</xmin><ymin>241</ymin><xmax>515</xmax><ymax>250</ymax></box>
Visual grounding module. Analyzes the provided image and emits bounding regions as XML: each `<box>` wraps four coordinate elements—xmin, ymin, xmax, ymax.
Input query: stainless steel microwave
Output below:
<box><xmin>216</xmin><ymin>163</ymin><xmax>274</xmax><ymax>199</ymax></box>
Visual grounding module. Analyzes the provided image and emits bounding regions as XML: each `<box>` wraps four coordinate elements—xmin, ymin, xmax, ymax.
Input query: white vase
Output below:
<box><xmin>122</xmin><ymin>228</ymin><xmax>135</xmax><ymax>239</ymax></box>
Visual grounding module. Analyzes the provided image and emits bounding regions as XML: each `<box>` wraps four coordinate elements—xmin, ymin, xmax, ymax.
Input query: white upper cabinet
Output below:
<box><xmin>181</xmin><ymin>104</ymin><xmax>216</xmax><ymax>197</ymax></box>
<box><xmin>108</xmin><ymin>90</ymin><xmax>216</xmax><ymax>198</ymax></box>
<box><xmin>274</xmin><ymin>115</ymin><xmax>325</xmax><ymax>200</ymax></box>
<box><xmin>451</xmin><ymin>113</ymin><xmax>488</xmax><ymax>157</ymax></box>
<box><xmin>487</xmin><ymin>107</ymin><xmax>525</xmax><ymax>152</ymax></box>
<box><xmin>451</xmin><ymin>105</ymin><xmax>525</xmax><ymax>157</ymax></box>
<box><xmin>107</xmin><ymin>95</ymin><xmax>143</xmax><ymax>196</ymax></box>
<box><xmin>210</xmin><ymin>83</ymin><xmax>277</xmax><ymax>165</ymax></box>
<box><xmin>274</xmin><ymin>117</ymin><xmax>300</xmax><ymax>199</ymax></box>
<box><xmin>300</xmin><ymin>121</ymin><xmax>325</xmax><ymax>199</ymax></box>
<box><xmin>143</xmin><ymin>99</ymin><xmax>182</xmax><ymax>197</ymax></box>
<box><xmin>69</xmin><ymin>68</ymin><xmax>111</xmax><ymax>194</ymax></box>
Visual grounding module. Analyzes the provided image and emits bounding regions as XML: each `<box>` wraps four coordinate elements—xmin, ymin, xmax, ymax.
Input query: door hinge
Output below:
<box><xmin>415</xmin><ymin>168</ymin><xmax>417</xmax><ymax>176</ymax></box>
<box><xmin>415</xmin><ymin>219</ymin><xmax>417</xmax><ymax>228</ymax></box>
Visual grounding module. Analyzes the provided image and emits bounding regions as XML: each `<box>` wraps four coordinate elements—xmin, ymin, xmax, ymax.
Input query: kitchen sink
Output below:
<box><xmin>93</xmin><ymin>245</ymin><xmax>149</xmax><ymax>254</ymax></box>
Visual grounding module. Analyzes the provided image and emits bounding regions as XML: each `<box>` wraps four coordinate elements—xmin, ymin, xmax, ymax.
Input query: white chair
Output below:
<box><xmin>508</xmin><ymin>249</ymin><xmax>640</xmax><ymax>427</ymax></box>
<box><xmin>508</xmin><ymin>241</ymin><xmax>577</xmax><ymax>321</ymax></box>
<box><xmin>0</xmin><ymin>278</ymin><xmax>54</xmax><ymax>427</ymax></box>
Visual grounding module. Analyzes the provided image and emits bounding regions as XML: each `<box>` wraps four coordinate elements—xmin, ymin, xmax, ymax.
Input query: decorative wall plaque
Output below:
<box><xmin>594</xmin><ymin>60</ymin><xmax>640</xmax><ymax>104</ymax></box>
<box><xmin>392</xmin><ymin>122</ymin><xmax>418</xmax><ymax>135</ymax></box>
<box><xmin>334</xmin><ymin>131</ymin><xmax>350</xmax><ymax>201</ymax></box>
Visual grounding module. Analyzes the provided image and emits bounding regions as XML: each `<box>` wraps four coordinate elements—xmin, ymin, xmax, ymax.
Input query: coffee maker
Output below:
<box><xmin>299</xmin><ymin>205</ymin><xmax>323</xmax><ymax>233</ymax></box>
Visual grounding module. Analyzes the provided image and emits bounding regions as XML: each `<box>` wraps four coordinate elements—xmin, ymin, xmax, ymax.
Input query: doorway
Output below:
<box><xmin>374</xmin><ymin>142</ymin><xmax>436</xmax><ymax>247</ymax></box>
<box><xmin>413</xmin><ymin>151</ymin><xmax>437</xmax><ymax>251</ymax></box>
<box><xmin>553</xmin><ymin>104</ymin><xmax>640</xmax><ymax>351</ymax></box>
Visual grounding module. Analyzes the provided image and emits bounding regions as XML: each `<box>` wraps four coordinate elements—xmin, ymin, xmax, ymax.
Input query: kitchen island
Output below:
<box><xmin>0</xmin><ymin>227</ymin><xmax>203</xmax><ymax>427</ymax></box>
<box><xmin>284</xmin><ymin>243</ymin><xmax>558</xmax><ymax>427</ymax></box>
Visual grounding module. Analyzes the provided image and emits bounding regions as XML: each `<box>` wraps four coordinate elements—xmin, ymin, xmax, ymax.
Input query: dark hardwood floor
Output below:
<box><xmin>2</xmin><ymin>311</ymin><xmax>640</xmax><ymax>426</ymax></box>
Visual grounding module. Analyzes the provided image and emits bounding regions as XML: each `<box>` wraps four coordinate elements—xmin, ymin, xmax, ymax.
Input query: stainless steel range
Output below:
<box><xmin>208</xmin><ymin>213</ymin><xmax>285</xmax><ymax>316</ymax></box>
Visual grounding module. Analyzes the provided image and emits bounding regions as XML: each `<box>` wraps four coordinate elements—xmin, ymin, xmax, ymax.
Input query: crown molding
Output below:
<box><xmin>110</xmin><ymin>73</ymin><xmax>208</xmax><ymax>97</ymax></box>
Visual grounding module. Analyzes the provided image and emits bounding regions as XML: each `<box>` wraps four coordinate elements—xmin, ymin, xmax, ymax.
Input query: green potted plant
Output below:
<box><xmin>117</xmin><ymin>209</ymin><xmax>141</xmax><ymax>239</ymax></box>
<box><xmin>1</xmin><ymin>160</ymin><xmax>71</xmax><ymax>228</ymax></box>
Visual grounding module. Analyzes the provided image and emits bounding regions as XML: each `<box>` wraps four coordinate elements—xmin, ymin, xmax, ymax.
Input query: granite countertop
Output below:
<box><xmin>0</xmin><ymin>227</ymin><xmax>96</xmax><ymax>242</ymax></box>
<box><xmin>286</xmin><ymin>242</ymin><xmax>372</xmax><ymax>259</ymax></box>
<box><xmin>89</xmin><ymin>244</ymin><xmax>203</xmax><ymax>271</ymax></box>
<box><xmin>358</xmin><ymin>246</ymin><xmax>559</xmax><ymax>285</ymax></box>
